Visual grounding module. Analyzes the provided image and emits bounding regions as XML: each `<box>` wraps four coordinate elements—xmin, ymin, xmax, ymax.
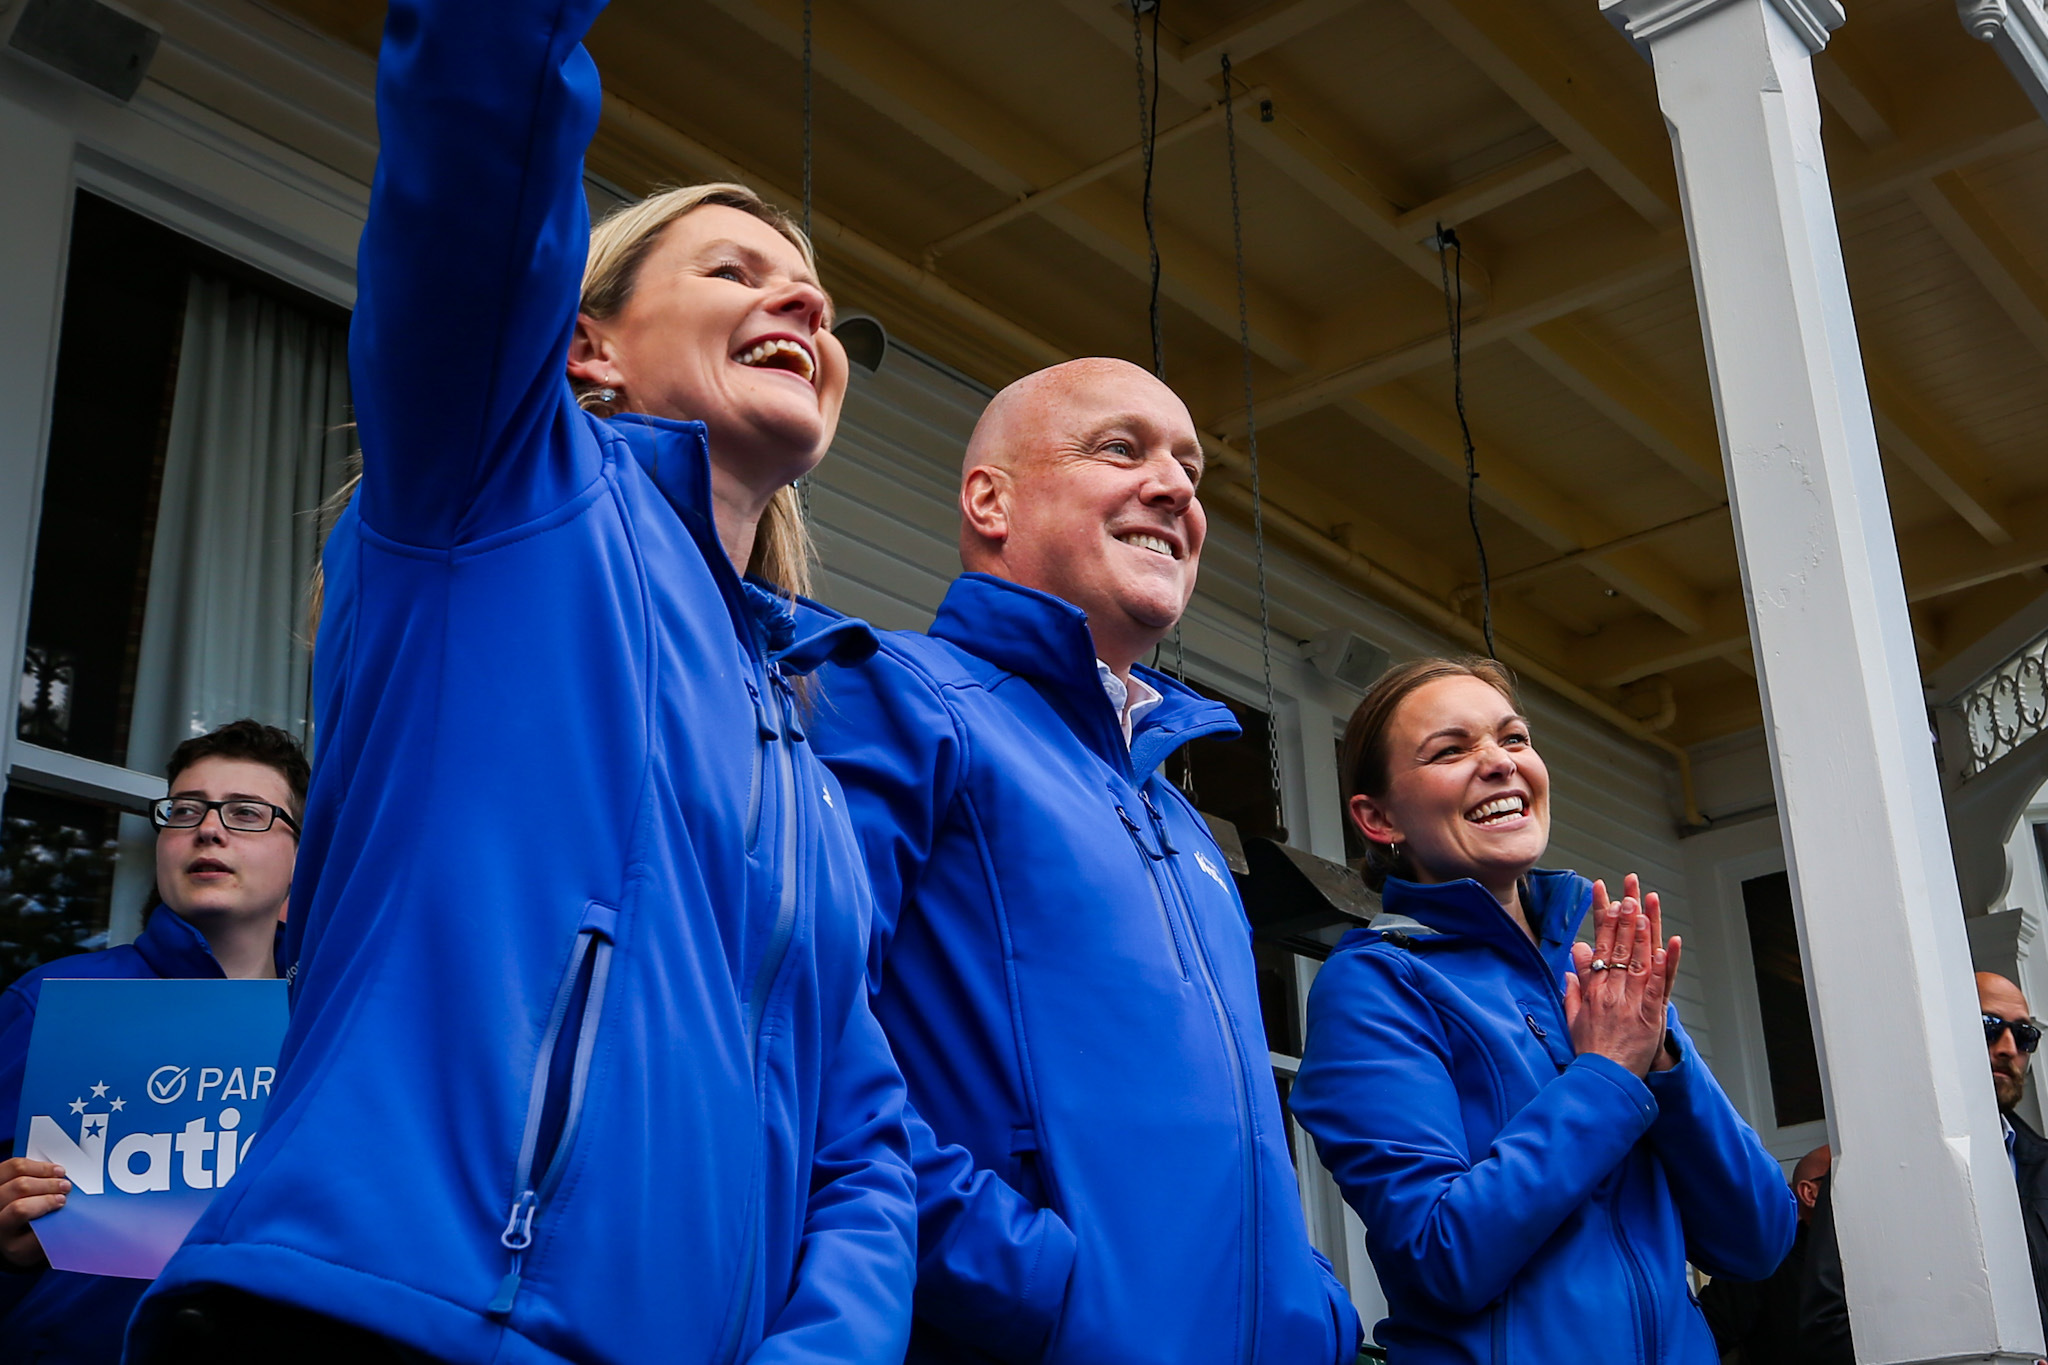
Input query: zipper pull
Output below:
<box><xmin>745</xmin><ymin>679</ymin><xmax>778</xmax><ymax>741</ymax></box>
<box><xmin>1117</xmin><ymin>806</ymin><xmax>1162</xmax><ymax>859</ymax></box>
<box><xmin>1139</xmin><ymin>788</ymin><xmax>1178</xmax><ymax>855</ymax></box>
<box><xmin>499</xmin><ymin>1189</ymin><xmax>537</xmax><ymax>1250</ymax></box>
<box><xmin>489</xmin><ymin>1190</ymin><xmax>538</xmax><ymax>1316</ymax></box>
<box><xmin>769</xmin><ymin>667</ymin><xmax>806</xmax><ymax>741</ymax></box>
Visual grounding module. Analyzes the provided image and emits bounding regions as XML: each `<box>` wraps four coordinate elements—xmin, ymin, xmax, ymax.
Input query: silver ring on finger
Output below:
<box><xmin>1588</xmin><ymin>958</ymin><xmax>1612</xmax><ymax>972</ymax></box>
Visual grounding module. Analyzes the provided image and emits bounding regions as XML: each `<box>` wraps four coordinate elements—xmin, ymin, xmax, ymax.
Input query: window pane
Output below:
<box><xmin>1741</xmin><ymin>870</ymin><xmax>1825</xmax><ymax>1127</ymax></box>
<box><xmin>1177</xmin><ymin>679</ymin><xmax>1283</xmax><ymax>842</ymax></box>
<box><xmin>16</xmin><ymin>194</ymin><xmax>191</xmax><ymax>763</ymax></box>
<box><xmin>16</xmin><ymin>192</ymin><xmax>351</xmax><ymax>769</ymax></box>
<box><xmin>0</xmin><ymin>787</ymin><xmax>122</xmax><ymax>979</ymax></box>
<box><xmin>1254</xmin><ymin>940</ymin><xmax>1303</xmax><ymax>1058</ymax></box>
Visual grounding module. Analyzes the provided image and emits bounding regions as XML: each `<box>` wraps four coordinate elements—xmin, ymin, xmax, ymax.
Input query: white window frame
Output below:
<box><xmin>1682</xmin><ymin>814</ymin><xmax>1827</xmax><ymax>1164</ymax></box>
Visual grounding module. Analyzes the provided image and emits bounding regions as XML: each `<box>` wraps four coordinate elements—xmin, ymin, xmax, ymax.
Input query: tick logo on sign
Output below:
<box><xmin>15</xmin><ymin>978</ymin><xmax>288</xmax><ymax>1279</ymax></box>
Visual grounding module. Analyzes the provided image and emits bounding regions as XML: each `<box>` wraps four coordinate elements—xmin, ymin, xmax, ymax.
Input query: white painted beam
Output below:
<box><xmin>1601</xmin><ymin>0</ymin><xmax>2043</xmax><ymax>1360</ymax></box>
<box><xmin>1960</xmin><ymin>0</ymin><xmax>2048</xmax><ymax>123</ymax></box>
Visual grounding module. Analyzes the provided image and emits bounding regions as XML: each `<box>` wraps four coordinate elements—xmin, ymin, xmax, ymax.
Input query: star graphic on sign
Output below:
<box><xmin>84</xmin><ymin>1118</ymin><xmax>103</xmax><ymax>1138</ymax></box>
<box><xmin>68</xmin><ymin>1098</ymin><xmax>85</xmax><ymax>1115</ymax></box>
<box><xmin>89</xmin><ymin>1080</ymin><xmax>108</xmax><ymax>1098</ymax></box>
<box><xmin>110</xmin><ymin>1097</ymin><xmax>125</xmax><ymax>1111</ymax></box>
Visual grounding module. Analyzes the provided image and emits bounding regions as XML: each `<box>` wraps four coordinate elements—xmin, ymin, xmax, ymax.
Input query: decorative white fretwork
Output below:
<box><xmin>1960</xmin><ymin>0</ymin><xmax>2048</xmax><ymax>122</ymax></box>
<box><xmin>1958</xmin><ymin>627</ymin><xmax>2048</xmax><ymax>780</ymax></box>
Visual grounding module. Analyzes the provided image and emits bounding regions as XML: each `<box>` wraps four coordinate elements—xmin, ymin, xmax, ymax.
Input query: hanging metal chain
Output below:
<box><xmin>1435</xmin><ymin>224</ymin><xmax>1495</xmax><ymax>659</ymax></box>
<box><xmin>1223</xmin><ymin>53</ymin><xmax>1286</xmax><ymax>841</ymax></box>
<box><xmin>1130</xmin><ymin>0</ymin><xmax>1164</xmax><ymax>379</ymax></box>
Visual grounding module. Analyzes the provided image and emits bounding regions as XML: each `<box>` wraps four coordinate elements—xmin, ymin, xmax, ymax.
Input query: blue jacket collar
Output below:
<box><xmin>131</xmin><ymin>907</ymin><xmax>288</xmax><ymax>979</ymax></box>
<box><xmin>132</xmin><ymin>906</ymin><xmax>226</xmax><ymax>979</ymax></box>
<box><xmin>929</xmin><ymin>573</ymin><xmax>1238</xmax><ymax>775</ymax></box>
<box><xmin>610</xmin><ymin>414</ymin><xmax>874</xmax><ymax>670</ymax></box>
<box><xmin>1378</xmin><ymin>869</ymin><xmax>1592</xmax><ymax>964</ymax></box>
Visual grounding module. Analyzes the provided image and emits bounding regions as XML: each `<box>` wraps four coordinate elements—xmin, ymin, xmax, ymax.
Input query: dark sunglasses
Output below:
<box><xmin>1984</xmin><ymin>1013</ymin><xmax>2042</xmax><ymax>1054</ymax></box>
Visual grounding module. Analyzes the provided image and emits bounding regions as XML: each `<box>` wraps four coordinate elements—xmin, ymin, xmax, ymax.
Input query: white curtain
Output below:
<box><xmin>124</xmin><ymin>274</ymin><xmax>352</xmax><ymax>775</ymax></box>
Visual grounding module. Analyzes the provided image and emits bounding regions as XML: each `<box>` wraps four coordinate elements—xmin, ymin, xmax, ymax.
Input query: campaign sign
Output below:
<box><xmin>14</xmin><ymin>978</ymin><xmax>288</xmax><ymax>1279</ymax></box>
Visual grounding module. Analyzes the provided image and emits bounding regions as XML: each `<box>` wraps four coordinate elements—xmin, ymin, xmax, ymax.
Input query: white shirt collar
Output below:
<box><xmin>1097</xmin><ymin>660</ymin><xmax>1163</xmax><ymax>748</ymax></box>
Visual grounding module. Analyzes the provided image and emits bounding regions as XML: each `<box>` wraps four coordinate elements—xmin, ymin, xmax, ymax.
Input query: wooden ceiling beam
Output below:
<box><xmin>1862</xmin><ymin>353</ymin><xmax>2012</xmax><ymax>546</ymax></box>
<box><xmin>1907</xmin><ymin>171</ymin><xmax>2048</xmax><ymax>367</ymax></box>
<box><xmin>1900</xmin><ymin>491</ymin><xmax>2048</xmax><ymax>603</ymax></box>
<box><xmin>1049</xmin><ymin>0</ymin><xmax>1504</xmax><ymax>297</ymax></box>
<box><xmin>1393</xmin><ymin>144</ymin><xmax>1587</xmax><ymax>239</ymax></box>
<box><xmin>1343</xmin><ymin>385</ymin><xmax>1710</xmax><ymax>634</ymax></box>
<box><xmin>1395</xmin><ymin>0</ymin><xmax>1676</xmax><ymax>225</ymax></box>
<box><xmin>1509</xmin><ymin>319</ymin><xmax>1723</xmax><ymax>492</ymax></box>
<box><xmin>1228</xmin><ymin>207</ymin><xmax>1685</xmax><ymax>432</ymax></box>
<box><xmin>1573</xmin><ymin>593</ymin><xmax>1752</xmax><ymax>688</ymax></box>
<box><xmin>695</xmin><ymin>0</ymin><xmax>1316</xmax><ymax>369</ymax></box>
<box><xmin>1813</xmin><ymin>41</ymin><xmax>1898</xmax><ymax>148</ymax></box>
<box><xmin>1576</xmin><ymin>494</ymin><xmax>2048</xmax><ymax>684</ymax></box>
<box><xmin>922</xmin><ymin>87</ymin><xmax>1266</xmax><ymax>266</ymax></box>
<box><xmin>1181</xmin><ymin>0</ymin><xmax>1367</xmax><ymax>67</ymax></box>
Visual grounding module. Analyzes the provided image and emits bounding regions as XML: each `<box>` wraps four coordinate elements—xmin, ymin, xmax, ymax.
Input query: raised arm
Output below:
<box><xmin>350</xmin><ymin>0</ymin><xmax>609</xmax><ymax>547</ymax></box>
<box><xmin>1292</xmin><ymin>948</ymin><xmax>1660</xmax><ymax>1315</ymax></box>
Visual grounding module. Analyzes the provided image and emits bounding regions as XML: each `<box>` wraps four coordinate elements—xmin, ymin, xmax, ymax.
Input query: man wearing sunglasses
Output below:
<box><xmin>1979</xmin><ymin>971</ymin><xmax>2048</xmax><ymax>1349</ymax></box>
<box><xmin>0</xmin><ymin>719</ymin><xmax>304</xmax><ymax>1363</ymax></box>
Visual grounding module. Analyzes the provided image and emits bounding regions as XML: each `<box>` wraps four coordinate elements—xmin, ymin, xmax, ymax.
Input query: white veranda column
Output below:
<box><xmin>1601</xmin><ymin>1</ymin><xmax>2043</xmax><ymax>1360</ymax></box>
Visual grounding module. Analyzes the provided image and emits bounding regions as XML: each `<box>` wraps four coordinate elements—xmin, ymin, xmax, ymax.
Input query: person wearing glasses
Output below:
<box><xmin>0</xmin><ymin>719</ymin><xmax>303</xmax><ymax>1363</ymax></box>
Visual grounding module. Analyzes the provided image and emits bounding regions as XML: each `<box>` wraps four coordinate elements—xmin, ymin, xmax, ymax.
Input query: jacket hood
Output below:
<box><xmin>1372</xmin><ymin>869</ymin><xmax>1592</xmax><ymax>960</ymax></box>
<box><xmin>927</xmin><ymin>573</ymin><xmax>1238</xmax><ymax>776</ymax></box>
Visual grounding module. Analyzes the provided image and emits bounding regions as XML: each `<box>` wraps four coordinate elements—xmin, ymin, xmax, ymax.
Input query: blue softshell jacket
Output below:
<box><xmin>1291</xmin><ymin>872</ymin><xmax>1797</xmax><ymax>1364</ymax></box>
<box><xmin>131</xmin><ymin>1</ymin><xmax>917</xmax><ymax>1360</ymax></box>
<box><xmin>0</xmin><ymin>911</ymin><xmax>273</xmax><ymax>1363</ymax></box>
<box><xmin>803</xmin><ymin>573</ymin><xmax>1361</xmax><ymax>1365</ymax></box>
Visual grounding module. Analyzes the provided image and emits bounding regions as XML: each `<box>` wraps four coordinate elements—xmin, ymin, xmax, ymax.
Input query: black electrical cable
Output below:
<box><xmin>1130</xmin><ymin>0</ymin><xmax>1164</xmax><ymax>379</ymax></box>
<box><xmin>1435</xmin><ymin>223</ymin><xmax>1495</xmax><ymax>659</ymax></box>
<box><xmin>798</xmin><ymin>0</ymin><xmax>815</xmax><ymax>240</ymax></box>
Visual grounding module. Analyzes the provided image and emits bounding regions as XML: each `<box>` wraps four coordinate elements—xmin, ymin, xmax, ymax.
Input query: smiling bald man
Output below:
<box><xmin>799</xmin><ymin>358</ymin><xmax>1360</xmax><ymax>1364</ymax></box>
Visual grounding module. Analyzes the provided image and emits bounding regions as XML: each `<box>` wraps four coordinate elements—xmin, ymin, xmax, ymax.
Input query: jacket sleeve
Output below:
<box><xmin>750</xmin><ymin>992</ymin><xmax>916</xmax><ymax>1365</ymax></box>
<box><xmin>0</xmin><ymin>982</ymin><xmax>42</xmax><ymax>1320</ymax></box>
<box><xmin>1640</xmin><ymin>1011</ymin><xmax>1799</xmax><ymax>1280</ymax></box>
<box><xmin>1291</xmin><ymin>947</ymin><xmax>1661</xmax><ymax>1316</ymax></box>
<box><xmin>350</xmin><ymin>0</ymin><xmax>608</xmax><ymax>548</ymax></box>
<box><xmin>810</xmin><ymin>648</ymin><xmax>1077</xmax><ymax>1359</ymax></box>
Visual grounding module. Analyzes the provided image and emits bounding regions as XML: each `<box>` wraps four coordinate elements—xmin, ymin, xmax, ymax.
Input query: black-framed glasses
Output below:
<box><xmin>1984</xmin><ymin>1013</ymin><xmax>2042</xmax><ymax>1055</ymax></box>
<box><xmin>150</xmin><ymin>797</ymin><xmax>300</xmax><ymax>837</ymax></box>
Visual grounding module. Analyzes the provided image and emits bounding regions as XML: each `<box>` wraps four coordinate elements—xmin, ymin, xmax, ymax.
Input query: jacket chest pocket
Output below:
<box><xmin>1515</xmin><ymin>995</ymin><xmax>1576</xmax><ymax>1071</ymax></box>
<box><xmin>1116</xmin><ymin>802</ymin><xmax>1192</xmax><ymax>981</ymax></box>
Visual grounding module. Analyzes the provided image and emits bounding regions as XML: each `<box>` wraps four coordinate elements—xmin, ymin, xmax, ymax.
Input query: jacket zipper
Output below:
<box><xmin>710</xmin><ymin>660</ymin><xmax>805</xmax><ymax>1363</ymax></box>
<box><xmin>1143</xmin><ymin>784</ymin><xmax>1259</xmax><ymax>1363</ymax></box>
<box><xmin>490</xmin><ymin>923</ymin><xmax>616</xmax><ymax>1314</ymax></box>
<box><xmin>744</xmin><ymin>679</ymin><xmax>772</xmax><ymax>849</ymax></box>
<box><xmin>1609</xmin><ymin>1192</ymin><xmax>1658</xmax><ymax>1363</ymax></box>
<box><xmin>747</xmin><ymin>665</ymin><xmax>803</xmax><ymax>1055</ymax></box>
<box><xmin>1117</xmin><ymin>804</ymin><xmax>1191</xmax><ymax>980</ymax></box>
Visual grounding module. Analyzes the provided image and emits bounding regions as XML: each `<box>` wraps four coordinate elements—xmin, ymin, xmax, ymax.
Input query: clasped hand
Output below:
<box><xmin>0</xmin><ymin>1156</ymin><xmax>67</xmax><ymax>1270</ymax></box>
<box><xmin>1562</xmin><ymin>873</ymin><xmax>1682</xmax><ymax>1078</ymax></box>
